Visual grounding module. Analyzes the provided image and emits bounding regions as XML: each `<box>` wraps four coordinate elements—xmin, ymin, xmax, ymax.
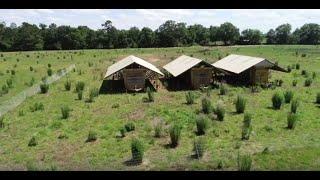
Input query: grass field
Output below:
<box><xmin>0</xmin><ymin>45</ymin><xmax>319</xmax><ymax>170</ymax></box>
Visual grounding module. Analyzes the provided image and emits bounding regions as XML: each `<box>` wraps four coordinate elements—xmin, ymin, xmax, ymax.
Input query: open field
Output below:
<box><xmin>0</xmin><ymin>45</ymin><xmax>319</xmax><ymax>170</ymax></box>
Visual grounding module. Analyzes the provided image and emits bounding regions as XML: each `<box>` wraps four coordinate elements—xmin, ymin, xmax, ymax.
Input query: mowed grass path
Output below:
<box><xmin>0</xmin><ymin>45</ymin><xmax>319</xmax><ymax>170</ymax></box>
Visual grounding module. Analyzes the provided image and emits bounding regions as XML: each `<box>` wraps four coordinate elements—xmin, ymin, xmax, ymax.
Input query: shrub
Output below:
<box><xmin>201</xmin><ymin>98</ymin><xmax>212</xmax><ymax>114</ymax></box>
<box><xmin>11</xmin><ymin>70</ymin><xmax>15</xmax><ymax>75</ymax></box>
<box><xmin>0</xmin><ymin>116</ymin><xmax>4</xmax><ymax>128</ymax></box>
<box><xmin>241</xmin><ymin>113</ymin><xmax>252</xmax><ymax>140</ymax></box>
<box><xmin>77</xmin><ymin>90</ymin><xmax>83</xmax><ymax>100</ymax></box>
<box><xmin>193</xmin><ymin>137</ymin><xmax>206</xmax><ymax>159</ymax></box>
<box><xmin>169</xmin><ymin>124</ymin><xmax>181</xmax><ymax>148</ymax></box>
<box><xmin>185</xmin><ymin>91</ymin><xmax>195</xmax><ymax>105</ymax></box>
<box><xmin>301</xmin><ymin>53</ymin><xmax>307</xmax><ymax>57</ymax></box>
<box><xmin>215</xmin><ymin>105</ymin><xmax>225</xmax><ymax>121</ymax></box>
<box><xmin>61</xmin><ymin>105</ymin><xmax>71</xmax><ymax>119</ymax></box>
<box><xmin>312</xmin><ymin>72</ymin><xmax>316</xmax><ymax>79</ymax></box>
<box><xmin>119</xmin><ymin>127</ymin><xmax>126</xmax><ymax>137</ymax></box>
<box><xmin>125</xmin><ymin>122</ymin><xmax>135</xmax><ymax>132</ymax></box>
<box><xmin>47</xmin><ymin>68</ymin><xmax>53</xmax><ymax>76</ymax></box>
<box><xmin>86</xmin><ymin>131</ymin><xmax>97</xmax><ymax>142</ymax></box>
<box><xmin>304</xmin><ymin>78</ymin><xmax>312</xmax><ymax>87</ymax></box>
<box><xmin>235</xmin><ymin>95</ymin><xmax>246</xmax><ymax>114</ymax></box>
<box><xmin>28</xmin><ymin>137</ymin><xmax>37</xmax><ymax>147</ymax></box>
<box><xmin>301</xmin><ymin>70</ymin><xmax>307</xmax><ymax>76</ymax></box>
<box><xmin>219</xmin><ymin>84</ymin><xmax>227</xmax><ymax>95</ymax></box>
<box><xmin>6</xmin><ymin>79</ymin><xmax>13</xmax><ymax>88</ymax></box>
<box><xmin>111</xmin><ymin>103</ymin><xmax>119</xmax><ymax>108</ymax></box>
<box><xmin>316</xmin><ymin>93</ymin><xmax>320</xmax><ymax>104</ymax></box>
<box><xmin>292</xmin><ymin>79</ymin><xmax>298</xmax><ymax>87</ymax></box>
<box><xmin>131</xmin><ymin>138</ymin><xmax>144</xmax><ymax>164</ymax></box>
<box><xmin>30</xmin><ymin>102</ymin><xmax>44</xmax><ymax>112</ymax></box>
<box><xmin>296</xmin><ymin>63</ymin><xmax>300</xmax><ymax>70</ymax></box>
<box><xmin>1</xmin><ymin>84</ymin><xmax>9</xmax><ymax>94</ymax></box>
<box><xmin>48</xmin><ymin>63</ymin><xmax>51</xmax><ymax>68</ymax></box>
<box><xmin>75</xmin><ymin>81</ymin><xmax>85</xmax><ymax>92</ymax></box>
<box><xmin>196</xmin><ymin>116</ymin><xmax>208</xmax><ymax>135</ymax></box>
<box><xmin>154</xmin><ymin>122</ymin><xmax>163</xmax><ymax>138</ymax></box>
<box><xmin>278</xmin><ymin>79</ymin><xmax>283</xmax><ymax>87</ymax></box>
<box><xmin>88</xmin><ymin>88</ymin><xmax>99</xmax><ymax>102</ymax></box>
<box><xmin>272</xmin><ymin>92</ymin><xmax>283</xmax><ymax>110</ymax></box>
<box><xmin>287</xmin><ymin>113</ymin><xmax>299</xmax><ymax>130</ymax></box>
<box><xmin>29</xmin><ymin>66</ymin><xmax>33</xmax><ymax>71</ymax></box>
<box><xmin>291</xmin><ymin>99</ymin><xmax>299</xmax><ymax>114</ymax></box>
<box><xmin>146</xmin><ymin>87</ymin><xmax>154</xmax><ymax>102</ymax></box>
<box><xmin>40</xmin><ymin>83</ymin><xmax>49</xmax><ymax>93</ymax></box>
<box><xmin>237</xmin><ymin>153</ymin><xmax>252</xmax><ymax>171</ymax></box>
<box><xmin>287</xmin><ymin>66</ymin><xmax>291</xmax><ymax>72</ymax></box>
<box><xmin>64</xmin><ymin>79</ymin><xmax>71</xmax><ymax>91</ymax></box>
<box><xmin>284</xmin><ymin>90</ymin><xmax>294</xmax><ymax>103</ymax></box>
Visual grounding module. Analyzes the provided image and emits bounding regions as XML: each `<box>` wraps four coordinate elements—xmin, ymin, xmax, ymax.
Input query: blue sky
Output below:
<box><xmin>1</xmin><ymin>9</ymin><xmax>320</xmax><ymax>33</ymax></box>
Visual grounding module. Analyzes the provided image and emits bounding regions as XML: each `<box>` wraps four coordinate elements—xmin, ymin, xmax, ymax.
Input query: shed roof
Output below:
<box><xmin>104</xmin><ymin>55</ymin><xmax>164</xmax><ymax>78</ymax></box>
<box><xmin>212</xmin><ymin>54</ymin><xmax>286</xmax><ymax>74</ymax></box>
<box><xmin>163</xmin><ymin>55</ymin><xmax>211</xmax><ymax>77</ymax></box>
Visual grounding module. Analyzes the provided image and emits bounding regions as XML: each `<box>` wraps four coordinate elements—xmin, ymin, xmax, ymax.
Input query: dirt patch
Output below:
<box><xmin>128</xmin><ymin>108</ymin><xmax>145</xmax><ymax>120</ymax></box>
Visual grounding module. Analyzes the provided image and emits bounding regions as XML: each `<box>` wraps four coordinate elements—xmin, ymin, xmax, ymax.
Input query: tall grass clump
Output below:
<box><xmin>131</xmin><ymin>138</ymin><xmax>144</xmax><ymax>164</ymax></box>
<box><xmin>88</xmin><ymin>88</ymin><xmax>99</xmax><ymax>102</ymax></box>
<box><xmin>219</xmin><ymin>84</ymin><xmax>227</xmax><ymax>95</ymax></box>
<box><xmin>86</xmin><ymin>131</ymin><xmax>97</xmax><ymax>142</ymax></box>
<box><xmin>0</xmin><ymin>116</ymin><xmax>4</xmax><ymax>128</ymax></box>
<box><xmin>146</xmin><ymin>87</ymin><xmax>154</xmax><ymax>102</ymax></box>
<box><xmin>125</xmin><ymin>122</ymin><xmax>135</xmax><ymax>132</ymax></box>
<box><xmin>75</xmin><ymin>81</ymin><xmax>85</xmax><ymax>92</ymax></box>
<box><xmin>287</xmin><ymin>66</ymin><xmax>291</xmax><ymax>72</ymax></box>
<box><xmin>61</xmin><ymin>105</ymin><xmax>71</xmax><ymax>119</ymax></box>
<box><xmin>304</xmin><ymin>78</ymin><xmax>312</xmax><ymax>87</ymax></box>
<box><xmin>154</xmin><ymin>122</ymin><xmax>163</xmax><ymax>138</ymax></box>
<box><xmin>296</xmin><ymin>63</ymin><xmax>300</xmax><ymax>70</ymax></box>
<box><xmin>237</xmin><ymin>153</ymin><xmax>252</xmax><ymax>171</ymax></box>
<box><xmin>241</xmin><ymin>113</ymin><xmax>252</xmax><ymax>140</ymax></box>
<box><xmin>77</xmin><ymin>90</ymin><xmax>83</xmax><ymax>100</ymax></box>
<box><xmin>30</xmin><ymin>102</ymin><xmax>44</xmax><ymax>112</ymax></box>
<box><xmin>193</xmin><ymin>137</ymin><xmax>206</xmax><ymax>159</ymax></box>
<box><xmin>235</xmin><ymin>95</ymin><xmax>246</xmax><ymax>114</ymax></box>
<box><xmin>47</xmin><ymin>68</ymin><xmax>53</xmax><ymax>76</ymax></box>
<box><xmin>272</xmin><ymin>92</ymin><xmax>283</xmax><ymax>110</ymax></box>
<box><xmin>40</xmin><ymin>83</ymin><xmax>49</xmax><ymax>94</ymax></box>
<box><xmin>28</xmin><ymin>136</ymin><xmax>37</xmax><ymax>147</ymax></box>
<box><xmin>185</xmin><ymin>91</ymin><xmax>195</xmax><ymax>105</ymax></box>
<box><xmin>201</xmin><ymin>97</ymin><xmax>212</xmax><ymax>114</ymax></box>
<box><xmin>214</xmin><ymin>105</ymin><xmax>225</xmax><ymax>121</ymax></box>
<box><xmin>287</xmin><ymin>113</ymin><xmax>299</xmax><ymax>130</ymax></box>
<box><xmin>291</xmin><ymin>99</ymin><xmax>299</xmax><ymax>114</ymax></box>
<box><xmin>316</xmin><ymin>93</ymin><xmax>320</xmax><ymax>104</ymax></box>
<box><xmin>169</xmin><ymin>124</ymin><xmax>182</xmax><ymax>148</ymax></box>
<box><xmin>196</xmin><ymin>116</ymin><xmax>208</xmax><ymax>135</ymax></box>
<box><xmin>64</xmin><ymin>79</ymin><xmax>71</xmax><ymax>91</ymax></box>
<box><xmin>284</xmin><ymin>90</ymin><xmax>294</xmax><ymax>103</ymax></box>
<box><xmin>6</xmin><ymin>79</ymin><xmax>13</xmax><ymax>88</ymax></box>
<box><xmin>292</xmin><ymin>79</ymin><xmax>298</xmax><ymax>87</ymax></box>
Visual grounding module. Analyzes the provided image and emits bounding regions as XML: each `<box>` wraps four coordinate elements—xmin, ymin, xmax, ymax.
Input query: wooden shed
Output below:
<box><xmin>163</xmin><ymin>55</ymin><xmax>215</xmax><ymax>90</ymax></box>
<box><xmin>212</xmin><ymin>54</ymin><xmax>287</xmax><ymax>85</ymax></box>
<box><xmin>103</xmin><ymin>55</ymin><xmax>164</xmax><ymax>92</ymax></box>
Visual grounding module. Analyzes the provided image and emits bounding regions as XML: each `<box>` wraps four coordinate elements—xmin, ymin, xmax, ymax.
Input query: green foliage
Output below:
<box><xmin>242</xmin><ymin>113</ymin><xmax>252</xmax><ymax>140</ymax></box>
<box><xmin>0</xmin><ymin>116</ymin><xmax>4</xmax><ymax>128</ymax></box>
<box><xmin>125</xmin><ymin>122</ymin><xmax>135</xmax><ymax>132</ymax></box>
<box><xmin>48</xmin><ymin>64</ymin><xmax>51</xmax><ymax>68</ymax></box>
<box><xmin>284</xmin><ymin>90</ymin><xmax>294</xmax><ymax>103</ymax></box>
<box><xmin>272</xmin><ymin>92</ymin><xmax>283</xmax><ymax>110</ymax></box>
<box><xmin>304</xmin><ymin>78</ymin><xmax>313</xmax><ymax>87</ymax></box>
<box><xmin>185</xmin><ymin>91</ymin><xmax>195</xmax><ymax>105</ymax></box>
<box><xmin>40</xmin><ymin>83</ymin><xmax>49</xmax><ymax>93</ymax></box>
<box><xmin>131</xmin><ymin>138</ymin><xmax>144</xmax><ymax>163</ymax></box>
<box><xmin>119</xmin><ymin>127</ymin><xmax>126</xmax><ymax>138</ymax></box>
<box><xmin>154</xmin><ymin>122</ymin><xmax>163</xmax><ymax>138</ymax></box>
<box><xmin>292</xmin><ymin>79</ymin><xmax>298</xmax><ymax>87</ymax></box>
<box><xmin>29</xmin><ymin>66</ymin><xmax>33</xmax><ymax>71</ymax></box>
<box><xmin>77</xmin><ymin>90</ymin><xmax>83</xmax><ymax>100</ymax></box>
<box><xmin>201</xmin><ymin>98</ymin><xmax>212</xmax><ymax>114</ymax></box>
<box><xmin>193</xmin><ymin>137</ymin><xmax>206</xmax><ymax>159</ymax></box>
<box><xmin>287</xmin><ymin>65</ymin><xmax>292</xmax><ymax>72</ymax></box>
<box><xmin>11</xmin><ymin>70</ymin><xmax>15</xmax><ymax>75</ymax></box>
<box><xmin>111</xmin><ymin>103</ymin><xmax>119</xmax><ymax>108</ymax></box>
<box><xmin>169</xmin><ymin>124</ymin><xmax>182</xmax><ymax>148</ymax></box>
<box><xmin>30</xmin><ymin>102</ymin><xmax>44</xmax><ymax>112</ymax></box>
<box><xmin>312</xmin><ymin>72</ymin><xmax>316</xmax><ymax>79</ymax></box>
<box><xmin>146</xmin><ymin>87</ymin><xmax>154</xmax><ymax>102</ymax></box>
<box><xmin>196</xmin><ymin>116</ymin><xmax>209</xmax><ymax>135</ymax></box>
<box><xmin>316</xmin><ymin>93</ymin><xmax>320</xmax><ymax>104</ymax></box>
<box><xmin>237</xmin><ymin>153</ymin><xmax>252</xmax><ymax>171</ymax></box>
<box><xmin>86</xmin><ymin>131</ymin><xmax>97</xmax><ymax>142</ymax></box>
<box><xmin>1</xmin><ymin>84</ymin><xmax>9</xmax><ymax>95</ymax></box>
<box><xmin>235</xmin><ymin>95</ymin><xmax>246</xmax><ymax>114</ymax></box>
<box><xmin>47</xmin><ymin>68</ymin><xmax>53</xmax><ymax>76</ymax></box>
<box><xmin>287</xmin><ymin>113</ymin><xmax>299</xmax><ymax>130</ymax></box>
<box><xmin>28</xmin><ymin>136</ymin><xmax>37</xmax><ymax>147</ymax></box>
<box><xmin>64</xmin><ymin>79</ymin><xmax>71</xmax><ymax>91</ymax></box>
<box><xmin>296</xmin><ymin>63</ymin><xmax>300</xmax><ymax>70</ymax></box>
<box><xmin>214</xmin><ymin>105</ymin><xmax>225</xmax><ymax>121</ymax></box>
<box><xmin>219</xmin><ymin>84</ymin><xmax>227</xmax><ymax>95</ymax></box>
<box><xmin>75</xmin><ymin>81</ymin><xmax>85</xmax><ymax>92</ymax></box>
<box><xmin>61</xmin><ymin>105</ymin><xmax>71</xmax><ymax>119</ymax></box>
<box><xmin>88</xmin><ymin>88</ymin><xmax>99</xmax><ymax>102</ymax></box>
<box><xmin>6</xmin><ymin>79</ymin><xmax>13</xmax><ymax>88</ymax></box>
<box><xmin>291</xmin><ymin>99</ymin><xmax>299</xmax><ymax>114</ymax></box>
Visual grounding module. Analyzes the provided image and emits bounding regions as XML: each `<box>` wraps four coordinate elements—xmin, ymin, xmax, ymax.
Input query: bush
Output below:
<box><xmin>47</xmin><ymin>68</ymin><xmax>53</xmax><ymax>76</ymax></box>
<box><xmin>196</xmin><ymin>116</ymin><xmax>208</xmax><ymax>135</ymax></box>
<box><xmin>215</xmin><ymin>105</ymin><xmax>225</xmax><ymax>121</ymax></box>
<box><xmin>30</xmin><ymin>102</ymin><xmax>44</xmax><ymax>112</ymax></box>
<box><xmin>193</xmin><ymin>137</ymin><xmax>206</xmax><ymax>159</ymax></box>
<box><xmin>61</xmin><ymin>105</ymin><xmax>71</xmax><ymax>119</ymax></box>
<box><xmin>287</xmin><ymin>66</ymin><xmax>291</xmax><ymax>72</ymax></box>
<box><xmin>235</xmin><ymin>95</ymin><xmax>246</xmax><ymax>114</ymax></box>
<box><xmin>304</xmin><ymin>78</ymin><xmax>312</xmax><ymax>87</ymax></box>
<box><xmin>131</xmin><ymin>138</ymin><xmax>144</xmax><ymax>164</ymax></box>
<box><xmin>287</xmin><ymin>113</ymin><xmax>299</xmax><ymax>130</ymax></box>
<box><xmin>48</xmin><ymin>63</ymin><xmax>51</xmax><ymax>68</ymax></box>
<box><xmin>312</xmin><ymin>72</ymin><xmax>316</xmax><ymax>79</ymax></box>
<box><xmin>301</xmin><ymin>70</ymin><xmax>307</xmax><ymax>76</ymax></box>
<box><xmin>292</xmin><ymin>79</ymin><xmax>298</xmax><ymax>87</ymax></box>
<box><xmin>64</xmin><ymin>79</ymin><xmax>71</xmax><ymax>91</ymax></box>
<box><xmin>291</xmin><ymin>99</ymin><xmax>299</xmax><ymax>114</ymax></box>
<box><xmin>0</xmin><ymin>116</ymin><xmax>4</xmax><ymax>128</ymax></box>
<box><xmin>119</xmin><ymin>127</ymin><xmax>126</xmax><ymax>137</ymax></box>
<box><xmin>201</xmin><ymin>98</ymin><xmax>212</xmax><ymax>114</ymax></box>
<box><xmin>6</xmin><ymin>79</ymin><xmax>13</xmax><ymax>88</ymax></box>
<box><xmin>169</xmin><ymin>124</ymin><xmax>181</xmax><ymax>148</ymax></box>
<box><xmin>284</xmin><ymin>90</ymin><xmax>294</xmax><ymax>103</ymax></box>
<box><xmin>241</xmin><ymin>113</ymin><xmax>252</xmax><ymax>140</ymax></box>
<box><xmin>185</xmin><ymin>91</ymin><xmax>195</xmax><ymax>105</ymax></box>
<box><xmin>219</xmin><ymin>84</ymin><xmax>227</xmax><ymax>95</ymax></box>
<box><xmin>77</xmin><ymin>90</ymin><xmax>83</xmax><ymax>100</ymax></box>
<box><xmin>40</xmin><ymin>83</ymin><xmax>49</xmax><ymax>93</ymax></box>
<box><xmin>154</xmin><ymin>123</ymin><xmax>163</xmax><ymax>138</ymax></box>
<box><xmin>75</xmin><ymin>81</ymin><xmax>85</xmax><ymax>92</ymax></box>
<box><xmin>29</xmin><ymin>66</ymin><xmax>33</xmax><ymax>71</ymax></box>
<box><xmin>237</xmin><ymin>153</ymin><xmax>252</xmax><ymax>171</ymax></box>
<box><xmin>1</xmin><ymin>84</ymin><xmax>9</xmax><ymax>94</ymax></box>
<box><xmin>86</xmin><ymin>131</ymin><xmax>97</xmax><ymax>142</ymax></box>
<box><xmin>316</xmin><ymin>93</ymin><xmax>320</xmax><ymax>104</ymax></box>
<box><xmin>146</xmin><ymin>87</ymin><xmax>154</xmax><ymax>102</ymax></box>
<box><xmin>296</xmin><ymin>63</ymin><xmax>300</xmax><ymax>70</ymax></box>
<box><xmin>272</xmin><ymin>92</ymin><xmax>283</xmax><ymax>110</ymax></box>
<box><xmin>11</xmin><ymin>70</ymin><xmax>15</xmax><ymax>75</ymax></box>
<box><xmin>125</xmin><ymin>122</ymin><xmax>135</xmax><ymax>132</ymax></box>
<box><xmin>28</xmin><ymin>137</ymin><xmax>37</xmax><ymax>147</ymax></box>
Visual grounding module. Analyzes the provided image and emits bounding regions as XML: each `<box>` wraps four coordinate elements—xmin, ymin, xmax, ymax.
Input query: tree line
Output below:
<box><xmin>1</xmin><ymin>20</ymin><xmax>320</xmax><ymax>52</ymax></box>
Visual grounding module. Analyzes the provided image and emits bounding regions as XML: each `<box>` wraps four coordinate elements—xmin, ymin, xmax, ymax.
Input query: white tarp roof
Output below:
<box><xmin>212</xmin><ymin>54</ymin><xmax>285</xmax><ymax>74</ymax></box>
<box><xmin>163</xmin><ymin>55</ymin><xmax>210</xmax><ymax>77</ymax></box>
<box><xmin>104</xmin><ymin>55</ymin><xmax>164</xmax><ymax>78</ymax></box>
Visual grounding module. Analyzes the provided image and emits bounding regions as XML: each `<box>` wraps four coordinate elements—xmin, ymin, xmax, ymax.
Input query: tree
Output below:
<box><xmin>127</xmin><ymin>27</ymin><xmax>140</xmax><ymax>48</ymax></box>
<box><xmin>298</xmin><ymin>23</ymin><xmax>320</xmax><ymax>44</ymax></box>
<box><xmin>239</xmin><ymin>29</ymin><xmax>263</xmax><ymax>45</ymax></box>
<box><xmin>11</xmin><ymin>22</ymin><xmax>43</xmax><ymax>51</ymax></box>
<box><xmin>138</xmin><ymin>27</ymin><xmax>155</xmax><ymax>48</ymax></box>
<box><xmin>209</xmin><ymin>26</ymin><xmax>219</xmax><ymax>44</ymax></box>
<box><xmin>266</xmin><ymin>29</ymin><xmax>276</xmax><ymax>44</ymax></box>
<box><xmin>275</xmin><ymin>24</ymin><xmax>292</xmax><ymax>44</ymax></box>
<box><xmin>155</xmin><ymin>20</ymin><xmax>179</xmax><ymax>47</ymax></box>
<box><xmin>188</xmin><ymin>24</ymin><xmax>209</xmax><ymax>46</ymax></box>
<box><xmin>101</xmin><ymin>20</ymin><xmax>118</xmax><ymax>48</ymax></box>
<box><xmin>217</xmin><ymin>22</ymin><xmax>240</xmax><ymax>45</ymax></box>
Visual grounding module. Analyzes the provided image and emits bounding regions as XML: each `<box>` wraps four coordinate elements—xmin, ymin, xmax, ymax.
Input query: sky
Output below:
<box><xmin>1</xmin><ymin>9</ymin><xmax>320</xmax><ymax>33</ymax></box>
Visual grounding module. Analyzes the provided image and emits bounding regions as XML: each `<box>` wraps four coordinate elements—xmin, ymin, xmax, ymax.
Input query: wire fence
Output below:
<box><xmin>0</xmin><ymin>64</ymin><xmax>76</xmax><ymax>118</ymax></box>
